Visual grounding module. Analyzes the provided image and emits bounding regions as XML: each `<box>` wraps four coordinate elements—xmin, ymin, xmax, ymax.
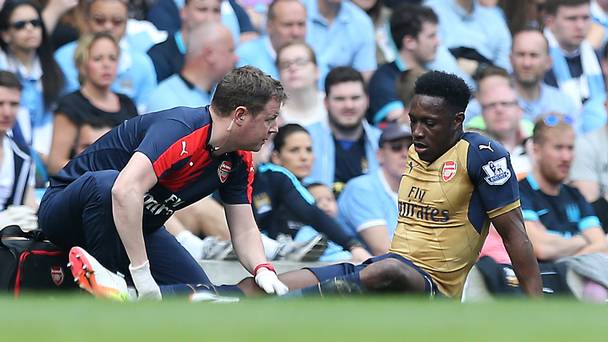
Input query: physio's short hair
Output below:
<box><xmin>414</xmin><ymin>71</ymin><xmax>471</xmax><ymax>114</ymax></box>
<box><xmin>272</xmin><ymin>123</ymin><xmax>310</xmax><ymax>152</ymax></box>
<box><xmin>324</xmin><ymin>67</ymin><xmax>366</xmax><ymax>97</ymax></box>
<box><xmin>0</xmin><ymin>71</ymin><xmax>22</xmax><ymax>91</ymax></box>
<box><xmin>211</xmin><ymin>66</ymin><xmax>287</xmax><ymax>117</ymax></box>
<box><xmin>390</xmin><ymin>4</ymin><xmax>438</xmax><ymax>51</ymax></box>
<box><xmin>545</xmin><ymin>0</ymin><xmax>590</xmax><ymax>15</ymax></box>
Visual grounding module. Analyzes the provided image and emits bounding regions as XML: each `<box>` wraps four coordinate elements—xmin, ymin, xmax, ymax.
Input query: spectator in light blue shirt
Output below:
<box><xmin>54</xmin><ymin>0</ymin><xmax>156</xmax><ymax>109</ymax></box>
<box><xmin>145</xmin><ymin>22</ymin><xmax>238</xmax><ymax>113</ymax></box>
<box><xmin>425</xmin><ymin>0</ymin><xmax>512</xmax><ymax>72</ymax></box>
<box><xmin>338</xmin><ymin>123</ymin><xmax>412</xmax><ymax>255</ymax></box>
<box><xmin>302</xmin><ymin>0</ymin><xmax>377</xmax><ymax>84</ymax></box>
<box><xmin>237</xmin><ymin>0</ymin><xmax>307</xmax><ymax>79</ymax></box>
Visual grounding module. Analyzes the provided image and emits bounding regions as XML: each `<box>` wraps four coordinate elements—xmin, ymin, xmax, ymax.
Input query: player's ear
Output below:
<box><xmin>454</xmin><ymin>111</ymin><xmax>465</xmax><ymax>127</ymax></box>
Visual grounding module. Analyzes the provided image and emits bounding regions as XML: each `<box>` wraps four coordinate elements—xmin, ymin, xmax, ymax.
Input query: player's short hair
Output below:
<box><xmin>390</xmin><ymin>4</ymin><xmax>438</xmax><ymax>51</ymax></box>
<box><xmin>267</xmin><ymin>0</ymin><xmax>305</xmax><ymax>22</ymax></box>
<box><xmin>212</xmin><ymin>66</ymin><xmax>287</xmax><ymax>117</ymax></box>
<box><xmin>0</xmin><ymin>71</ymin><xmax>22</xmax><ymax>91</ymax></box>
<box><xmin>324</xmin><ymin>67</ymin><xmax>366</xmax><ymax>97</ymax></box>
<box><xmin>414</xmin><ymin>71</ymin><xmax>471</xmax><ymax>115</ymax></box>
<box><xmin>532</xmin><ymin>112</ymin><xmax>575</xmax><ymax>145</ymax></box>
<box><xmin>74</xmin><ymin>32</ymin><xmax>120</xmax><ymax>85</ymax></box>
<box><xmin>545</xmin><ymin>0</ymin><xmax>590</xmax><ymax>15</ymax></box>
<box><xmin>272</xmin><ymin>123</ymin><xmax>309</xmax><ymax>152</ymax></box>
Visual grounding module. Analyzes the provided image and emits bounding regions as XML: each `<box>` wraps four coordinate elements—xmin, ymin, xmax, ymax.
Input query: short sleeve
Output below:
<box><xmin>338</xmin><ymin>177</ymin><xmax>387</xmax><ymax>233</ymax></box>
<box><xmin>220</xmin><ymin>151</ymin><xmax>254</xmax><ymax>205</ymax></box>
<box><xmin>467</xmin><ymin>135</ymin><xmax>520</xmax><ymax>218</ymax></box>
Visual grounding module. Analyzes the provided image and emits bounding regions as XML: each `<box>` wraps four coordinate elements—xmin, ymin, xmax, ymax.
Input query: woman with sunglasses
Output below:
<box><xmin>0</xmin><ymin>0</ymin><xmax>63</xmax><ymax>164</ymax></box>
<box><xmin>47</xmin><ymin>32</ymin><xmax>137</xmax><ymax>175</ymax></box>
<box><xmin>252</xmin><ymin>124</ymin><xmax>372</xmax><ymax>262</ymax></box>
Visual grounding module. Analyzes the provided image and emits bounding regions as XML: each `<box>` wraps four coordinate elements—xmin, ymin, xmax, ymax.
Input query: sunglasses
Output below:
<box><xmin>91</xmin><ymin>15</ymin><xmax>127</xmax><ymax>27</ymax></box>
<box><xmin>9</xmin><ymin>19</ymin><xmax>42</xmax><ymax>30</ymax></box>
<box><xmin>543</xmin><ymin>113</ymin><xmax>574</xmax><ymax>127</ymax></box>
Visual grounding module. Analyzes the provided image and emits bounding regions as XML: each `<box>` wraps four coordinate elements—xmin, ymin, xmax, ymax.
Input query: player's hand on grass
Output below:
<box><xmin>129</xmin><ymin>260</ymin><xmax>162</xmax><ymax>300</ymax></box>
<box><xmin>350</xmin><ymin>246</ymin><xmax>372</xmax><ymax>264</ymax></box>
<box><xmin>254</xmin><ymin>263</ymin><xmax>289</xmax><ymax>295</ymax></box>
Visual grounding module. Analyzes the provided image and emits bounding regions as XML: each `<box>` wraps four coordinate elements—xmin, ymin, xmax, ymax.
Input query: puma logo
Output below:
<box><xmin>479</xmin><ymin>142</ymin><xmax>494</xmax><ymax>152</ymax></box>
<box><xmin>180</xmin><ymin>141</ymin><xmax>188</xmax><ymax>156</ymax></box>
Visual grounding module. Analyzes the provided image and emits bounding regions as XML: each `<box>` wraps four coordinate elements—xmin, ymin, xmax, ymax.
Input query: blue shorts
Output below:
<box><xmin>306</xmin><ymin>253</ymin><xmax>438</xmax><ymax>297</ymax></box>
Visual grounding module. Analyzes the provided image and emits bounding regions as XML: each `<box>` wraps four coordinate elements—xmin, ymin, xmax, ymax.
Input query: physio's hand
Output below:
<box><xmin>129</xmin><ymin>260</ymin><xmax>162</xmax><ymax>300</ymax></box>
<box><xmin>254</xmin><ymin>264</ymin><xmax>288</xmax><ymax>296</ymax></box>
<box><xmin>0</xmin><ymin>205</ymin><xmax>38</xmax><ymax>232</ymax></box>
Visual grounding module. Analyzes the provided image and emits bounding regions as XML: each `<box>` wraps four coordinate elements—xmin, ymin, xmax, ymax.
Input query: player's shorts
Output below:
<box><xmin>306</xmin><ymin>252</ymin><xmax>438</xmax><ymax>297</ymax></box>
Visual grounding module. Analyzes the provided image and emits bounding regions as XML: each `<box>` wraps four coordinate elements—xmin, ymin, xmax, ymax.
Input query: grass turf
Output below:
<box><xmin>1</xmin><ymin>294</ymin><xmax>605</xmax><ymax>341</ymax></box>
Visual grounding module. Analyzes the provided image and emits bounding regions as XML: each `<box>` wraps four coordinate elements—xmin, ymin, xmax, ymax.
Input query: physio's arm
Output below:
<box><xmin>224</xmin><ymin>204</ymin><xmax>268</xmax><ymax>273</ymax></box>
<box><xmin>493</xmin><ymin>209</ymin><xmax>542</xmax><ymax>297</ymax></box>
<box><xmin>111</xmin><ymin>152</ymin><xmax>157</xmax><ymax>268</ymax></box>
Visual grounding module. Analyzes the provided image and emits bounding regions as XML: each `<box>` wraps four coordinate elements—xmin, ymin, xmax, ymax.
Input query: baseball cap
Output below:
<box><xmin>379</xmin><ymin>123</ymin><xmax>412</xmax><ymax>145</ymax></box>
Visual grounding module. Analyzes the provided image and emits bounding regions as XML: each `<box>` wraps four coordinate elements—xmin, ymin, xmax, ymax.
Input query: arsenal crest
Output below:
<box><xmin>218</xmin><ymin>161</ymin><xmax>232</xmax><ymax>183</ymax></box>
<box><xmin>50</xmin><ymin>266</ymin><xmax>64</xmax><ymax>286</ymax></box>
<box><xmin>441</xmin><ymin>161</ymin><xmax>457</xmax><ymax>182</ymax></box>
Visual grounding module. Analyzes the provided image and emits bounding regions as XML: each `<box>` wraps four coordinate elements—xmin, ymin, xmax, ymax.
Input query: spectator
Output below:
<box><xmin>276</xmin><ymin>42</ymin><xmax>327</xmax><ymax>126</ymax></box>
<box><xmin>543</xmin><ymin>0</ymin><xmax>606</xmax><ymax>122</ymax></box>
<box><xmin>147</xmin><ymin>0</ymin><xmax>221</xmax><ymax>83</ymax></box>
<box><xmin>144</xmin><ymin>22</ymin><xmax>237</xmax><ymax>113</ymax></box>
<box><xmin>510</xmin><ymin>28</ymin><xmax>579</xmax><ymax>124</ymax></box>
<box><xmin>47</xmin><ymin>33</ymin><xmax>138</xmax><ymax>175</ymax></box>
<box><xmin>338</xmin><ymin>122</ymin><xmax>411</xmax><ymax>255</ymax></box>
<box><xmin>0</xmin><ymin>71</ymin><xmax>36</xmax><ymax>214</ymax></box>
<box><xmin>54</xmin><ymin>0</ymin><xmax>157</xmax><ymax>109</ymax></box>
<box><xmin>352</xmin><ymin>0</ymin><xmax>395</xmax><ymax>64</ymax></box>
<box><xmin>0</xmin><ymin>0</ymin><xmax>64</xmax><ymax>158</ymax></box>
<box><xmin>237</xmin><ymin>0</ymin><xmax>307</xmax><ymax>80</ymax></box>
<box><xmin>302</xmin><ymin>0</ymin><xmax>377</xmax><ymax>83</ymax></box>
<box><xmin>306</xmin><ymin>67</ymin><xmax>381</xmax><ymax>195</ymax></box>
<box><xmin>478</xmin><ymin>83</ymin><xmax>532</xmax><ymax>174</ymax></box>
<box><xmin>520</xmin><ymin>113</ymin><xmax>608</xmax><ymax>262</ymax></box>
<box><xmin>426</xmin><ymin>0</ymin><xmax>512</xmax><ymax>73</ymax></box>
<box><xmin>570</xmin><ymin>100</ymin><xmax>608</xmax><ymax>230</ymax></box>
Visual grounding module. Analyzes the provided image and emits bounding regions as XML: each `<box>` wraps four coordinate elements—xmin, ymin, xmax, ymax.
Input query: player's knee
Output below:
<box><xmin>368</xmin><ymin>258</ymin><xmax>423</xmax><ymax>292</ymax></box>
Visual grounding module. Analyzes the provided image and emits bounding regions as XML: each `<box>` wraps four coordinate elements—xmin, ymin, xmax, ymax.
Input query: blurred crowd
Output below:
<box><xmin>1</xmin><ymin>0</ymin><xmax>608</xmax><ymax>298</ymax></box>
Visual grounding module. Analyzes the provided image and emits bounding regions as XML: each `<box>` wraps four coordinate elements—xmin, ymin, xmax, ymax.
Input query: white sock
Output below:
<box><xmin>260</xmin><ymin>234</ymin><xmax>280</xmax><ymax>260</ymax></box>
<box><xmin>175</xmin><ymin>230</ymin><xmax>204</xmax><ymax>260</ymax></box>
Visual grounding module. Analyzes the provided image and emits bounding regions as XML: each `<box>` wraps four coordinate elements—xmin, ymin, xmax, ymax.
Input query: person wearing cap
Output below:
<box><xmin>337</xmin><ymin>122</ymin><xmax>412</xmax><ymax>255</ymax></box>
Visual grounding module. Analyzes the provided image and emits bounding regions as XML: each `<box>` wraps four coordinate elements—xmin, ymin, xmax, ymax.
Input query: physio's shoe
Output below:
<box><xmin>68</xmin><ymin>246</ymin><xmax>130</xmax><ymax>302</ymax></box>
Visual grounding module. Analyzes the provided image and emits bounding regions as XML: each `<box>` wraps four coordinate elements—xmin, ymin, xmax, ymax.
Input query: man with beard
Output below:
<box><xmin>305</xmin><ymin>67</ymin><xmax>381</xmax><ymax>197</ymax></box>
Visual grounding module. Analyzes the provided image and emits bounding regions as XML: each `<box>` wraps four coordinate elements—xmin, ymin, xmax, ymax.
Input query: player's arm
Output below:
<box><xmin>111</xmin><ymin>152</ymin><xmax>161</xmax><ymax>299</ymax></box>
<box><xmin>492</xmin><ymin>209</ymin><xmax>542</xmax><ymax>297</ymax></box>
<box><xmin>224</xmin><ymin>204</ymin><xmax>288</xmax><ymax>295</ymax></box>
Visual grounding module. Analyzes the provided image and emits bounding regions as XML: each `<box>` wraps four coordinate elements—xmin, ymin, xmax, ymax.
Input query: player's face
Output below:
<box><xmin>480</xmin><ymin>85</ymin><xmax>522</xmax><ymax>139</ymax></box>
<box><xmin>83</xmin><ymin>37</ymin><xmax>119</xmax><ymax>88</ymax></box>
<box><xmin>534</xmin><ymin>127</ymin><xmax>575</xmax><ymax>184</ymax></box>
<box><xmin>278</xmin><ymin>44</ymin><xmax>318</xmax><ymax>91</ymax></box>
<box><xmin>326</xmin><ymin>81</ymin><xmax>368</xmax><ymax>131</ymax></box>
<box><xmin>412</xmin><ymin>22</ymin><xmax>439</xmax><ymax>64</ymax></box>
<box><xmin>308</xmin><ymin>184</ymin><xmax>338</xmax><ymax>218</ymax></box>
<box><xmin>267</xmin><ymin>1</ymin><xmax>307</xmax><ymax>50</ymax></box>
<box><xmin>240</xmin><ymin>99</ymin><xmax>280</xmax><ymax>151</ymax></box>
<box><xmin>272</xmin><ymin>131</ymin><xmax>314</xmax><ymax>179</ymax></box>
<box><xmin>0</xmin><ymin>86</ymin><xmax>20</xmax><ymax>135</ymax></box>
<box><xmin>3</xmin><ymin>5</ymin><xmax>42</xmax><ymax>52</ymax></box>
<box><xmin>88</xmin><ymin>0</ymin><xmax>128</xmax><ymax>41</ymax></box>
<box><xmin>378</xmin><ymin>137</ymin><xmax>411</xmax><ymax>180</ymax></box>
<box><xmin>546</xmin><ymin>4</ymin><xmax>591</xmax><ymax>51</ymax></box>
<box><xmin>510</xmin><ymin>31</ymin><xmax>551</xmax><ymax>87</ymax></box>
<box><xmin>409</xmin><ymin>95</ymin><xmax>462</xmax><ymax>163</ymax></box>
<box><xmin>182</xmin><ymin>0</ymin><xmax>221</xmax><ymax>31</ymax></box>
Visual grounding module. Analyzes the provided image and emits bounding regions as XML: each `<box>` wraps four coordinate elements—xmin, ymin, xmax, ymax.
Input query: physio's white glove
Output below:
<box><xmin>254</xmin><ymin>263</ymin><xmax>289</xmax><ymax>296</ymax></box>
<box><xmin>0</xmin><ymin>205</ymin><xmax>38</xmax><ymax>232</ymax></box>
<box><xmin>129</xmin><ymin>260</ymin><xmax>162</xmax><ymax>300</ymax></box>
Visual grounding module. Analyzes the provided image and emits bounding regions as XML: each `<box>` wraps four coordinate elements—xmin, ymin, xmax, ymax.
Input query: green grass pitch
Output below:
<box><xmin>1</xmin><ymin>294</ymin><xmax>605</xmax><ymax>341</ymax></box>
